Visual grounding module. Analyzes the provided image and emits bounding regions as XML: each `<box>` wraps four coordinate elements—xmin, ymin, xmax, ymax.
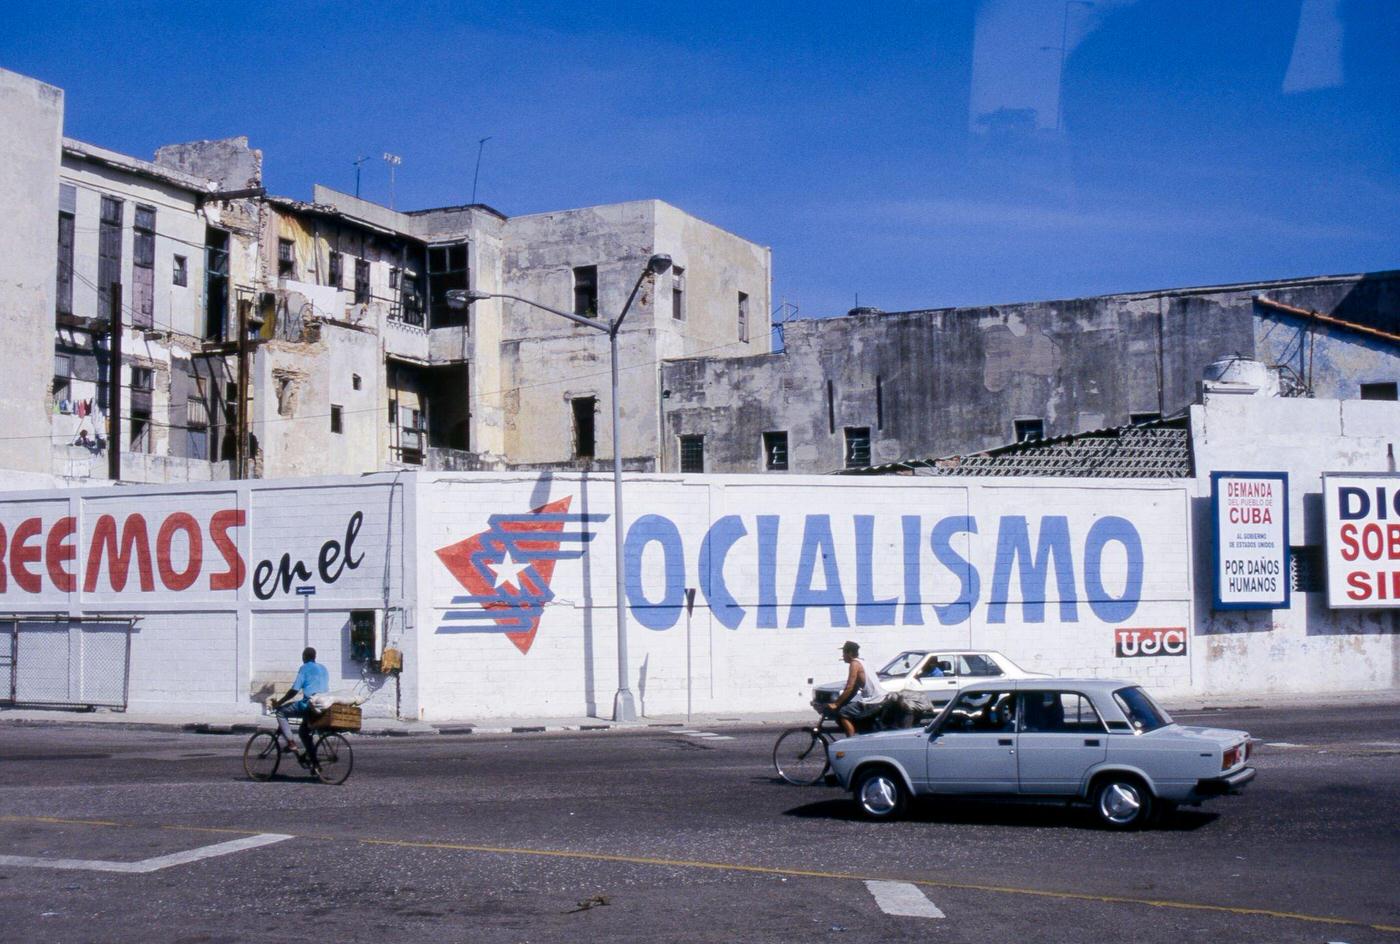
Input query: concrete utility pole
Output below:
<box><xmin>448</xmin><ymin>253</ymin><xmax>674</xmax><ymax>722</ymax></box>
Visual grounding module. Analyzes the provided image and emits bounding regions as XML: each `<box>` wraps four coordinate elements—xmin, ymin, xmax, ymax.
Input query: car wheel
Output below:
<box><xmin>854</xmin><ymin>767</ymin><xmax>908</xmax><ymax>820</ymax></box>
<box><xmin>1093</xmin><ymin>775</ymin><xmax>1154</xmax><ymax>830</ymax></box>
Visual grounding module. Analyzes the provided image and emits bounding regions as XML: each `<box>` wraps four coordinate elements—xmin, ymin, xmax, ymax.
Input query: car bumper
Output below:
<box><xmin>1192</xmin><ymin>766</ymin><xmax>1256</xmax><ymax>798</ymax></box>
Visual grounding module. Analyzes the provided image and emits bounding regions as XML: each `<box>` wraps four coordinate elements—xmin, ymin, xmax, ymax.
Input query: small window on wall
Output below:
<box><xmin>573</xmin><ymin>265</ymin><xmax>599</xmax><ymax>318</ymax></box>
<box><xmin>330</xmin><ymin>404</ymin><xmax>343</xmax><ymax>434</ymax></box>
<box><xmin>53</xmin><ymin>353</ymin><xmax>73</xmax><ymax>402</ymax></box>
<box><xmin>679</xmin><ymin>434</ymin><xmax>705</xmax><ymax>473</ymax></box>
<box><xmin>354</xmin><ymin>259</ymin><xmax>370</xmax><ymax>304</ymax></box>
<box><xmin>130</xmin><ymin>407</ymin><xmax>152</xmax><ymax>453</ymax></box>
<box><xmin>328</xmin><ymin>251</ymin><xmax>343</xmax><ymax>288</ymax></box>
<box><xmin>130</xmin><ymin>367</ymin><xmax>154</xmax><ymax>392</ymax></box>
<box><xmin>737</xmin><ymin>291</ymin><xmax>750</xmax><ymax>342</ymax></box>
<box><xmin>1360</xmin><ymin>382</ymin><xmax>1398</xmax><ymax>401</ymax></box>
<box><xmin>1129</xmin><ymin>411</ymin><xmax>1161</xmax><ymax>425</ymax></box>
<box><xmin>671</xmin><ymin>267</ymin><xmax>685</xmax><ymax>320</ymax></box>
<box><xmin>278</xmin><ymin>238</ymin><xmax>296</xmax><ymax>278</ymax></box>
<box><xmin>572</xmin><ymin>396</ymin><xmax>596</xmax><ymax>459</ymax></box>
<box><xmin>763</xmin><ymin>431</ymin><xmax>788</xmax><ymax>471</ymax></box>
<box><xmin>173</xmin><ymin>255</ymin><xmax>188</xmax><ymax>287</ymax></box>
<box><xmin>352</xmin><ymin>373</ymin><xmax>362</xmax><ymax>391</ymax></box>
<box><xmin>1014</xmin><ymin>418</ymin><xmax>1044</xmax><ymax>443</ymax></box>
<box><xmin>844</xmin><ymin>426</ymin><xmax>871</xmax><ymax>468</ymax></box>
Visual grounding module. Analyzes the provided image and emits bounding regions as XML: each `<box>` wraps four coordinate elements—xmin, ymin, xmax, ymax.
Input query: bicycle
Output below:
<box><xmin>772</xmin><ymin>709</ymin><xmax>845</xmax><ymax>785</ymax></box>
<box><xmin>242</xmin><ymin>717</ymin><xmax>354</xmax><ymax>785</ymax></box>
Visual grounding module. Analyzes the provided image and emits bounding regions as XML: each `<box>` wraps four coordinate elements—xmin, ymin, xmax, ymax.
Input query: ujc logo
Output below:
<box><xmin>435</xmin><ymin>496</ymin><xmax>606</xmax><ymax>654</ymax></box>
<box><xmin>1114</xmin><ymin>627</ymin><xmax>1187</xmax><ymax>658</ymax></box>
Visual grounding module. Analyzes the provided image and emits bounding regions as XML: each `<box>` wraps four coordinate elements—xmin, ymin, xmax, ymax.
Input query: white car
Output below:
<box><xmin>814</xmin><ymin>649</ymin><xmax>1049</xmax><ymax>710</ymax></box>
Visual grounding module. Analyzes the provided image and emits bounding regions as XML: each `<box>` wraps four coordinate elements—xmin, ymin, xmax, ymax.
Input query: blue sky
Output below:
<box><xmin>4</xmin><ymin>1</ymin><xmax>1396</xmax><ymax>317</ymax></box>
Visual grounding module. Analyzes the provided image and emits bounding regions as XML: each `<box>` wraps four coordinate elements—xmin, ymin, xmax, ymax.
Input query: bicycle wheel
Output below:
<box><xmin>773</xmin><ymin>728</ymin><xmax>831</xmax><ymax>785</ymax></box>
<box><xmin>313</xmin><ymin>733</ymin><xmax>353</xmax><ymax>785</ymax></box>
<box><xmin>243</xmin><ymin>732</ymin><xmax>281</xmax><ymax>781</ymax></box>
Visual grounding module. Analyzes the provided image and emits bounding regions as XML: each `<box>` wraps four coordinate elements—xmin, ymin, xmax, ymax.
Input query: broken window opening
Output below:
<box><xmin>1014</xmin><ymin>418</ymin><xmax>1045</xmax><ymax>443</ymax></box>
<box><xmin>173</xmin><ymin>255</ymin><xmax>188</xmax><ymax>287</ymax></box>
<box><xmin>354</xmin><ymin>258</ymin><xmax>370</xmax><ymax>304</ymax></box>
<box><xmin>277</xmin><ymin>238</ymin><xmax>297</xmax><ymax>279</ymax></box>
<box><xmin>132</xmin><ymin>206</ymin><xmax>156</xmax><ymax>328</ymax></box>
<box><xmin>573</xmin><ymin>396</ymin><xmax>597</xmax><ymax>460</ymax></box>
<box><xmin>1360</xmin><ymin>381</ymin><xmax>1398</xmax><ymax>401</ymax></box>
<box><xmin>204</xmin><ymin>227</ymin><xmax>230</xmax><ymax>340</ymax></box>
<box><xmin>763</xmin><ymin>431</ymin><xmax>788</xmax><ymax>471</ymax></box>
<box><xmin>844</xmin><ymin>427</ymin><xmax>871</xmax><ymax>469</ymax></box>
<box><xmin>427</xmin><ymin>243</ymin><xmax>469</xmax><ymax>328</ymax></box>
<box><xmin>129</xmin><ymin>406</ymin><xmax>152</xmax><ymax>453</ymax></box>
<box><xmin>56</xmin><ymin>207</ymin><xmax>75</xmax><ymax>316</ymax></box>
<box><xmin>671</xmin><ymin>267</ymin><xmax>685</xmax><ymax>321</ymax></box>
<box><xmin>330</xmin><ymin>404</ymin><xmax>343</xmax><ymax>434</ymax></box>
<box><xmin>98</xmin><ymin>196</ymin><xmax>123</xmax><ymax>323</ymax></box>
<box><xmin>573</xmin><ymin>265</ymin><xmax>599</xmax><ymax>318</ymax></box>
<box><xmin>737</xmin><ymin>291</ymin><xmax>750</xmax><ymax>342</ymax></box>
<box><xmin>679</xmin><ymin>434</ymin><xmax>705</xmax><ymax>473</ymax></box>
<box><xmin>328</xmin><ymin>251</ymin><xmax>343</xmax><ymax>289</ymax></box>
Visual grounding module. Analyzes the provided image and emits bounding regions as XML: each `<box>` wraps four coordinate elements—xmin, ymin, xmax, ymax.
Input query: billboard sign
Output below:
<box><xmin>1323</xmin><ymin>473</ymin><xmax>1400</xmax><ymax>608</ymax></box>
<box><xmin>1211</xmin><ymin>471</ymin><xmax>1289</xmax><ymax>610</ymax></box>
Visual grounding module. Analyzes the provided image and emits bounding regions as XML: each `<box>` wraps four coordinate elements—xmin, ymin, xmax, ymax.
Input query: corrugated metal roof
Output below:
<box><xmin>849</xmin><ymin>415</ymin><xmax>1193</xmax><ymax>478</ymax></box>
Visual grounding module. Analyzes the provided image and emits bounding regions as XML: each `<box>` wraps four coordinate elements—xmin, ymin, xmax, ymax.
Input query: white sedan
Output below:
<box><xmin>814</xmin><ymin>649</ymin><xmax>1048</xmax><ymax>710</ymax></box>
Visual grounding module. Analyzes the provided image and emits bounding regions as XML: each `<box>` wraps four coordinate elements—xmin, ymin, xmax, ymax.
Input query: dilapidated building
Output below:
<box><xmin>659</xmin><ymin>271</ymin><xmax>1400</xmax><ymax>473</ymax></box>
<box><xmin>0</xmin><ymin>67</ymin><xmax>770</xmax><ymax>485</ymax></box>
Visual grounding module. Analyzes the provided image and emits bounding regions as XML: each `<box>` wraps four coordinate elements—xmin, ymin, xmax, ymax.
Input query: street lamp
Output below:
<box><xmin>448</xmin><ymin>253</ymin><xmax>673</xmax><ymax>722</ymax></box>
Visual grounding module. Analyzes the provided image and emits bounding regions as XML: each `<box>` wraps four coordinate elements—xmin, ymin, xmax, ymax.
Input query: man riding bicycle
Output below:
<box><xmin>825</xmin><ymin>640</ymin><xmax>887</xmax><ymax>736</ymax></box>
<box><xmin>269</xmin><ymin>647</ymin><xmax>329</xmax><ymax>764</ymax></box>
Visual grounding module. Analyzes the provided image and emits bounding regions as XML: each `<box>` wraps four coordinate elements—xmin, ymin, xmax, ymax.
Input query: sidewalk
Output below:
<box><xmin>2</xmin><ymin>689</ymin><xmax>1396</xmax><ymax>738</ymax></box>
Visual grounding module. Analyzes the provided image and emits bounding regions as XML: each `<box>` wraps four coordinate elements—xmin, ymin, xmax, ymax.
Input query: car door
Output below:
<box><xmin>1015</xmin><ymin>690</ymin><xmax>1108</xmax><ymax>795</ymax></box>
<box><xmin>924</xmin><ymin>688</ymin><xmax>1019</xmax><ymax>794</ymax></box>
<box><xmin>907</xmin><ymin>654</ymin><xmax>961</xmax><ymax>704</ymax></box>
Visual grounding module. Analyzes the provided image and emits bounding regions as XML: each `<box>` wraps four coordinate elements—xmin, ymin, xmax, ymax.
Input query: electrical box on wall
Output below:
<box><xmin>348</xmin><ymin>610</ymin><xmax>380</xmax><ymax>663</ymax></box>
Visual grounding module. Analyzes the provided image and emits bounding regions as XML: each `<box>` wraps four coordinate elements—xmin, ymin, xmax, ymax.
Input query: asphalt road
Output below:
<box><xmin>0</xmin><ymin>704</ymin><xmax>1396</xmax><ymax>944</ymax></box>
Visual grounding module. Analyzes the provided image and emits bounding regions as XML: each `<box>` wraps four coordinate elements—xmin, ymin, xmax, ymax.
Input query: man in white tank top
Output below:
<box><xmin>826</xmin><ymin>640</ymin><xmax>886</xmax><ymax>736</ymax></box>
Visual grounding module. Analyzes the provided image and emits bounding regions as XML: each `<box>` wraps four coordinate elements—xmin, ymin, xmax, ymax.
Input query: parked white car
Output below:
<box><xmin>813</xmin><ymin>649</ymin><xmax>1049</xmax><ymax>710</ymax></box>
<box><xmin>828</xmin><ymin>678</ymin><xmax>1256</xmax><ymax>829</ymax></box>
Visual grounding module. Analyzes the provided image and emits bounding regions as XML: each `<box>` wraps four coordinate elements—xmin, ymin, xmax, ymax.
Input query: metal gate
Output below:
<box><xmin>1</xmin><ymin>616</ymin><xmax>134</xmax><ymax>710</ymax></box>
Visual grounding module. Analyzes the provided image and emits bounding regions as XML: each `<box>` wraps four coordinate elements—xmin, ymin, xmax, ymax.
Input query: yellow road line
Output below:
<box><xmin>4</xmin><ymin>815</ymin><xmax>1396</xmax><ymax>934</ymax></box>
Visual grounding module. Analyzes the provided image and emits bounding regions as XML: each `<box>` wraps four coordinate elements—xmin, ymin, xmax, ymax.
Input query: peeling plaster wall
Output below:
<box><xmin>0</xmin><ymin>69</ymin><xmax>62</xmax><ymax>474</ymax></box>
<box><xmin>662</xmin><ymin>271</ymin><xmax>1400</xmax><ymax>474</ymax></box>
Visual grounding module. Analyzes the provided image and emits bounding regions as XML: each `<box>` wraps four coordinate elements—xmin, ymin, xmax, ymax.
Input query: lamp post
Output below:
<box><xmin>449</xmin><ymin>253</ymin><xmax>672</xmax><ymax>722</ymax></box>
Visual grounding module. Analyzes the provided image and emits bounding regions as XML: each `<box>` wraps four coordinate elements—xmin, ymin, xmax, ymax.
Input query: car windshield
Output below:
<box><xmin>878</xmin><ymin>651</ymin><xmax>928</xmax><ymax>677</ymax></box>
<box><xmin>1112</xmin><ymin>686</ymin><xmax>1173</xmax><ymax>733</ymax></box>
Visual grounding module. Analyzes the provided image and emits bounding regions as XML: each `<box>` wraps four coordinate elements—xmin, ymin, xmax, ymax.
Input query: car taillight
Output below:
<box><xmin>1222</xmin><ymin>745</ymin><xmax>1241</xmax><ymax>770</ymax></box>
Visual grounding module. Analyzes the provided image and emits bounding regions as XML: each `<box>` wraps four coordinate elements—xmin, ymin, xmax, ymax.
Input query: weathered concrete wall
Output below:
<box><xmin>1189</xmin><ymin>393</ymin><xmax>1400</xmax><ymax>695</ymax></box>
<box><xmin>154</xmin><ymin>136</ymin><xmax>262</xmax><ymax>190</ymax></box>
<box><xmin>0</xmin><ymin>69</ymin><xmax>62</xmax><ymax>474</ymax></box>
<box><xmin>662</xmin><ymin>271</ymin><xmax>1400</xmax><ymax>473</ymax></box>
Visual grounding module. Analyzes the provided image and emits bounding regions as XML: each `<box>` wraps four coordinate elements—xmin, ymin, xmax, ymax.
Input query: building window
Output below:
<box><xmin>186</xmin><ymin>394</ymin><xmax>209</xmax><ymax>460</ymax></box>
<box><xmin>844</xmin><ymin>426</ymin><xmax>871</xmax><ymax>468</ymax></box>
<box><xmin>763</xmin><ymin>431</ymin><xmax>788</xmax><ymax>471</ymax></box>
<box><xmin>679</xmin><ymin>434</ymin><xmax>705</xmax><ymax>473</ymax></box>
<box><xmin>352</xmin><ymin>373</ymin><xmax>362</xmax><ymax>391</ymax></box>
<box><xmin>388</xmin><ymin>398</ymin><xmax>398</xmax><ymax>425</ymax></box>
<box><xmin>132</xmin><ymin>206</ymin><xmax>156</xmax><ymax>328</ymax></box>
<box><xmin>277</xmin><ymin>238</ymin><xmax>296</xmax><ymax>278</ymax></box>
<box><xmin>671</xmin><ymin>266</ymin><xmax>685</xmax><ymax>320</ymax></box>
<box><xmin>173</xmin><ymin>255</ymin><xmax>188</xmax><ymax>287</ymax></box>
<box><xmin>572</xmin><ymin>396</ymin><xmax>597</xmax><ymax>459</ymax></box>
<box><xmin>428</xmin><ymin>243</ymin><xmax>469</xmax><ymax>327</ymax></box>
<box><xmin>389</xmin><ymin>267</ymin><xmax>400</xmax><ymax>290</ymax></box>
<box><xmin>573</xmin><ymin>265</ymin><xmax>599</xmax><ymax>318</ymax></box>
<box><xmin>205</xmin><ymin>227</ymin><xmax>230</xmax><ymax>340</ymax></box>
<box><xmin>53</xmin><ymin>353</ymin><xmax>73</xmax><ymax>403</ymax></box>
<box><xmin>737</xmin><ymin>291</ymin><xmax>750</xmax><ymax>342</ymax></box>
<box><xmin>1014</xmin><ymin>418</ymin><xmax>1045</xmax><ymax>443</ymax></box>
<box><xmin>98</xmin><ymin>196</ymin><xmax>123</xmax><ymax>322</ymax></box>
<box><xmin>328</xmin><ymin>251</ymin><xmax>343</xmax><ymax>288</ymax></box>
<box><xmin>1360</xmin><ymin>382</ymin><xmax>1398</xmax><ymax>401</ymax></box>
<box><xmin>1129</xmin><ymin>412</ymin><xmax>1161</xmax><ymax>425</ymax></box>
<box><xmin>130</xmin><ymin>366</ymin><xmax>153</xmax><ymax>392</ymax></box>
<box><xmin>876</xmin><ymin>376</ymin><xmax>884</xmax><ymax>431</ymax></box>
<box><xmin>56</xmin><ymin>185</ymin><xmax>76</xmax><ymax>316</ymax></box>
<box><xmin>330</xmin><ymin>405</ymin><xmax>343</xmax><ymax>434</ymax></box>
<box><xmin>354</xmin><ymin>259</ymin><xmax>370</xmax><ymax>304</ymax></box>
<box><xmin>129</xmin><ymin>407</ymin><xmax>152</xmax><ymax>453</ymax></box>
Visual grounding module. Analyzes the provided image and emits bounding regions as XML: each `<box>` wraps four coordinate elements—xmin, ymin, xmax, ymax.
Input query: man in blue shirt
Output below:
<box><xmin>271</xmin><ymin>647</ymin><xmax>330</xmax><ymax>763</ymax></box>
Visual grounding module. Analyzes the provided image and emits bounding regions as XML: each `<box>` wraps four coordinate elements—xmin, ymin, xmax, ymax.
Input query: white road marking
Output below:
<box><xmin>0</xmin><ymin>832</ymin><xmax>292</xmax><ymax>874</ymax></box>
<box><xmin>865</xmin><ymin>880</ymin><xmax>945</xmax><ymax>918</ymax></box>
<box><xmin>1266</xmin><ymin>742</ymin><xmax>1305</xmax><ymax>748</ymax></box>
<box><xmin>676</xmin><ymin>730</ymin><xmax>735</xmax><ymax>741</ymax></box>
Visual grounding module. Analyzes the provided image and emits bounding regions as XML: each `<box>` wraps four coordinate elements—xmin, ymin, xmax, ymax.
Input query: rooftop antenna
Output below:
<box><xmin>471</xmin><ymin>136</ymin><xmax>492</xmax><ymax>205</ymax></box>
<box><xmin>382</xmin><ymin>152</ymin><xmax>402</xmax><ymax>209</ymax></box>
<box><xmin>352</xmin><ymin>156</ymin><xmax>369</xmax><ymax>197</ymax></box>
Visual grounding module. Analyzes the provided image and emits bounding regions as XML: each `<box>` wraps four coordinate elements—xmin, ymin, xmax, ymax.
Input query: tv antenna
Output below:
<box><xmin>382</xmin><ymin>152</ymin><xmax>402</xmax><ymax>208</ymax></box>
<box><xmin>471</xmin><ymin>137</ymin><xmax>492</xmax><ymax>205</ymax></box>
<box><xmin>352</xmin><ymin>156</ymin><xmax>369</xmax><ymax>197</ymax></box>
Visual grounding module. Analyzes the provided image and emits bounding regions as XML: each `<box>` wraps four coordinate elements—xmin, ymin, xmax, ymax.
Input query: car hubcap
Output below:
<box><xmin>1101</xmin><ymin>782</ymin><xmax>1141</xmax><ymax>823</ymax></box>
<box><xmin>860</xmin><ymin>776</ymin><xmax>898</xmax><ymax>815</ymax></box>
